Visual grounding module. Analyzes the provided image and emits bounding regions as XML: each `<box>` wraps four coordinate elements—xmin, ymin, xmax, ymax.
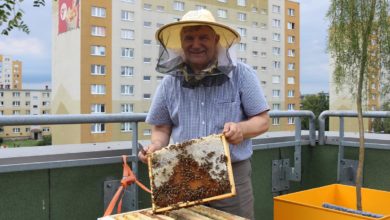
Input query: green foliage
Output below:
<box><xmin>301</xmin><ymin>92</ymin><xmax>329</xmax><ymax>130</ymax></box>
<box><xmin>372</xmin><ymin>101</ymin><xmax>390</xmax><ymax>133</ymax></box>
<box><xmin>37</xmin><ymin>135</ymin><xmax>51</xmax><ymax>146</ymax></box>
<box><xmin>0</xmin><ymin>0</ymin><xmax>46</xmax><ymax>35</ymax></box>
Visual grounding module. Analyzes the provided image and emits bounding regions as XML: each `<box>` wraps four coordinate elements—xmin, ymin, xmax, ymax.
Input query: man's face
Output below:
<box><xmin>181</xmin><ymin>25</ymin><xmax>220</xmax><ymax>72</ymax></box>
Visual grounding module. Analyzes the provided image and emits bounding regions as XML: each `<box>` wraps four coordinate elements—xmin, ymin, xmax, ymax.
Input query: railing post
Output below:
<box><xmin>131</xmin><ymin>122</ymin><xmax>139</xmax><ymax>210</ymax></box>
<box><xmin>292</xmin><ymin>117</ymin><xmax>302</xmax><ymax>181</ymax></box>
<box><xmin>337</xmin><ymin>117</ymin><xmax>344</xmax><ymax>182</ymax></box>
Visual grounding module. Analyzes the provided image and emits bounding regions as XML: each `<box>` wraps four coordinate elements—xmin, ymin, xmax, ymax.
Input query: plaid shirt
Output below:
<box><xmin>146</xmin><ymin>62</ymin><xmax>269</xmax><ymax>162</ymax></box>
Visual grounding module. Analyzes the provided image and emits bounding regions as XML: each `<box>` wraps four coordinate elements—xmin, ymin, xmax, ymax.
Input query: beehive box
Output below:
<box><xmin>98</xmin><ymin>205</ymin><xmax>247</xmax><ymax>220</ymax></box>
<box><xmin>148</xmin><ymin>134</ymin><xmax>236</xmax><ymax>213</ymax></box>
<box><xmin>274</xmin><ymin>184</ymin><xmax>390</xmax><ymax>220</ymax></box>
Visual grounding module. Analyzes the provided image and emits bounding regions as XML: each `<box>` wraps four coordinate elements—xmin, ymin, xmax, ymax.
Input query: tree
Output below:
<box><xmin>301</xmin><ymin>92</ymin><xmax>329</xmax><ymax>131</ymax></box>
<box><xmin>0</xmin><ymin>0</ymin><xmax>46</xmax><ymax>35</ymax></box>
<box><xmin>327</xmin><ymin>0</ymin><xmax>390</xmax><ymax>211</ymax></box>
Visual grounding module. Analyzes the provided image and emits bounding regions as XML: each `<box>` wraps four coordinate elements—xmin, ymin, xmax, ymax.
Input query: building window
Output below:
<box><xmin>272</xmin><ymin>5</ymin><xmax>281</xmax><ymax>13</ymax></box>
<box><xmin>143</xmin><ymin>129</ymin><xmax>151</xmax><ymax>136</ymax></box>
<box><xmin>43</xmin><ymin>92</ymin><xmax>50</xmax><ymax>98</ymax></box>
<box><xmin>121</xmin><ymin>29</ymin><xmax>134</xmax><ymax>39</ymax></box>
<box><xmin>239</xmin><ymin>43</ymin><xmax>246</xmax><ymax>51</ymax></box>
<box><xmin>42</xmin><ymin>110</ymin><xmax>49</xmax><ymax>115</ymax></box>
<box><xmin>91</xmin><ymin>46</ymin><xmax>106</xmax><ymax>56</ymax></box>
<box><xmin>237</xmin><ymin>27</ymin><xmax>247</xmax><ymax>37</ymax></box>
<box><xmin>12</xmin><ymin>92</ymin><xmax>20</xmax><ymax>97</ymax></box>
<box><xmin>0</xmin><ymin>92</ymin><xmax>3</xmax><ymax>97</ymax></box>
<box><xmin>252</xmin><ymin>51</ymin><xmax>258</xmax><ymax>56</ymax></box>
<box><xmin>288</xmin><ymin>63</ymin><xmax>295</xmax><ymax>70</ymax></box>
<box><xmin>91</xmin><ymin>26</ymin><xmax>106</xmax><ymax>37</ymax></box>
<box><xmin>252</xmin><ymin>36</ymin><xmax>258</xmax><ymax>41</ymax></box>
<box><xmin>288</xmin><ymin>90</ymin><xmax>295</xmax><ymax>97</ymax></box>
<box><xmin>157</xmin><ymin>75</ymin><xmax>164</xmax><ymax>81</ymax></box>
<box><xmin>121</xmin><ymin>104</ymin><xmax>134</xmax><ymax>113</ymax></box>
<box><xmin>143</xmin><ymin>21</ymin><xmax>152</xmax><ymax>28</ymax></box>
<box><xmin>272</xmin><ymin>19</ymin><xmax>281</xmax><ymax>28</ymax></box>
<box><xmin>13</xmin><ymin>110</ymin><xmax>20</xmax><ymax>115</ymax></box>
<box><xmin>121</xmin><ymin>48</ymin><xmax>134</xmax><ymax>58</ymax></box>
<box><xmin>237</xmin><ymin>0</ymin><xmax>246</xmax><ymax>6</ymax></box>
<box><xmin>0</xmin><ymin>101</ymin><xmax>3</xmax><ymax>106</ymax></box>
<box><xmin>272</xmin><ymin>61</ymin><xmax>281</xmax><ymax>69</ymax></box>
<box><xmin>288</xmin><ymin>49</ymin><xmax>296</xmax><ymax>57</ymax></box>
<box><xmin>288</xmin><ymin>104</ymin><xmax>295</xmax><ymax>110</ymax></box>
<box><xmin>173</xmin><ymin>1</ymin><xmax>184</xmax><ymax>11</ymax></box>
<box><xmin>91</xmin><ymin>104</ymin><xmax>105</xmax><ymax>114</ymax></box>
<box><xmin>238</xmin><ymin>58</ymin><xmax>247</xmax><ymax>63</ymax></box>
<box><xmin>272</xmin><ymin>47</ymin><xmax>281</xmax><ymax>55</ymax></box>
<box><xmin>91</xmin><ymin>123</ymin><xmax>105</xmax><ymax>133</ymax></box>
<box><xmin>195</xmin><ymin>5</ymin><xmax>206</xmax><ymax>10</ymax></box>
<box><xmin>261</xmin><ymin>66</ymin><xmax>267</xmax><ymax>71</ymax></box>
<box><xmin>121</xmin><ymin>66</ymin><xmax>134</xmax><ymax>76</ymax></box>
<box><xmin>121</xmin><ymin>85</ymin><xmax>134</xmax><ymax>95</ymax></box>
<box><xmin>218</xmin><ymin>0</ymin><xmax>227</xmax><ymax>2</ymax></box>
<box><xmin>272</xmin><ymin>104</ymin><xmax>280</xmax><ymax>110</ymax></box>
<box><xmin>91</xmin><ymin>84</ymin><xmax>106</xmax><ymax>95</ymax></box>
<box><xmin>217</xmin><ymin>9</ymin><xmax>227</xmax><ymax>18</ymax></box>
<box><xmin>261</xmin><ymin>37</ymin><xmax>267</xmax><ymax>42</ymax></box>
<box><xmin>13</xmin><ymin>128</ymin><xmax>20</xmax><ymax>133</ymax></box>
<box><xmin>260</xmin><ymin>52</ymin><xmax>267</xmax><ymax>57</ymax></box>
<box><xmin>42</xmin><ymin>101</ymin><xmax>50</xmax><ymax>106</ymax></box>
<box><xmin>143</xmin><ymin>93</ymin><xmax>151</xmax><ymax>99</ymax></box>
<box><xmin>121</xmin><ymin>10</ymin><xmax>134</xmax><ymax>21</ymax></box>
<box><xmin>91</xmin><ymin>64</ymin><xmax>106</xmax><ymax>75</ymax></box>
<box><xmin>143</xmin><ymin>3</ymin><xmax>152</xmax><ymax>10</ymax></box>
<box><xmin>12</xmin><ymin>101</ymin><xmax>20</xmax><ymax>106</ymax></box>
<box><xmin>272</xmin><ymin>90</ymin><xmax>281</xmax><ymax>97</ymax></box>
<box><xmin>143</xmin><ymin>75</ymin><xmax>151</xmax><ymax>81</ymax></box>
<box><xmin>288</xmin><ymin>22</ymin><xmax>295</xmax><ymax>30</ymax></box>
<box><xmin>288</xmin><ymin>117</ymin><xmax>295</xmax><ymax>124</ymax></box>
<box><xmin>272</xmin><ymin>33</ymin><xmax>281</xmax><ymax>41</ymax></box>
<box><xmin>25</xmin><ymin>128</ymin><xmax>30</xmax><ymax>132</ymax></box>
<box><xmin>121</xmin><ymin>122</ymin><xmax>133</xmax><ymax>132</ymax></box>
<box><xmin>157</xmin><ymin>5</ymin><xmax>165</xmax><ymax>12</ymax></box>
<box><xmin>143</xmin><ymin>39</ymin><xmax>152</xmax><ymax>45</ymax></box>
<box><xmin>91</xmin><ymin>6</ymin><xmax>106</xmax><ymax>17</ymax></box>
<box><xmin>272</xmin><ymin>75</ymin><xmax>280</xmax><ymax>84</ymax></box>
<box><xmin>237</xmin><ymin>12</ymin><xmax>246</xmax><ymax>21</ymax></box>
<box><xmin>43</xmin><ymin>127</ymin><xmax>50</xmax><ymax>132</ymax></box>
<box><xmin>272</xmin><ymin>118</ymin><xmax>280</xmax><ymax>125</ymax></box>
<box><xmin>288</xmin><ymin>77</ymin><xmax>295</xmax><ymax>84</ymax></box>
<box><xmin>288</xmin><ymin>8</ymin><xmax>295</xmax><ymax>16</ymax></box>
<box><xmin>288</xmin><ymin>35</ymin><xmax>295</xmax><ymax>43</ymax></box>
<box><xmin>26</xmin><ymin>101</ymin><xmax>30</xmax><ymax>106</ymax></box>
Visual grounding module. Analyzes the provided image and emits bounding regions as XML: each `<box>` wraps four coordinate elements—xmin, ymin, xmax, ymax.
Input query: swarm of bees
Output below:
<box><xmin>148</xmin><ymin>134</ymin><xmax>236</xmax><ymax>213</ymax></box>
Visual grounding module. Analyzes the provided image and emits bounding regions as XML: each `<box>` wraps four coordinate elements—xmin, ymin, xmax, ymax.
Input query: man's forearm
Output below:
<box><xmin>239</xmin><ymin>111</ymin><xmax>270</xmax><ymax>139</ymax></box>
<box><xmin>151</xmin><ymin>125</ymin><xmax>172</xmax><ymax>149</ymax></box>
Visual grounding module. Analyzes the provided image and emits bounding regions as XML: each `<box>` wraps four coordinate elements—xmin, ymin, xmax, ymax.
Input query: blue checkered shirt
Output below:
<box><xmin>146</xmin><ymin>62</ymin><xmax>269</xmax><ymax>162</ymax></box>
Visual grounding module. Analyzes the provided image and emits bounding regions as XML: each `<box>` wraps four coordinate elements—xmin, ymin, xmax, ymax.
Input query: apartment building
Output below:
<box><xmin>0</xmin><ymin>55</ymin><xmax>22</xmax><ymax>90</ymax></box>
<box><xmin>0</xmin><ymin>88</ymin><xmax>51</xmax><ymax>140</ymax></box>
<box><xmin>52</xmin><ymin>0</ymin><xmax>300</xmax><ymax>144</ymax></box>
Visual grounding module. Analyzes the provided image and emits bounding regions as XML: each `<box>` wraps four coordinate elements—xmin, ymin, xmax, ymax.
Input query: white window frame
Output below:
<box><xmin>121</xmin><ymin>66</ymin><xmax>134</xmax><ymax>76</ymax></box>
<box><xmin>272</xmin><ymin>75</ymin><xmax>280</xmax><ymax>84</ymax></box>
<box><xmin>173</xmin><ymin>1</ymin><xmax>184</xmax><ymax>11</ymax></box>
<box><xmin>288</xmin><ymin>117</ymin><xmax>295</xmax><ymax>124</ymax></box>
<box><xmin>91</xmin><ymin>104</ymin><xmax>105</xmax><ymax>114</ymax></box>
<box><xmin>121</xmin><ymin>10</ymin><xmax>134</xmax><ymax>21</ymax></box>
<box><xmin>272</xmin><ymin>90</ymin><xmax>281</xmax><ymax>98</ymax></box>
<box><xmin>121</xmin><ymin>48</ymin><xmax>134</xmax><ymax>58</ymax></box>
<box><xmin>91</xmin><ymin>123</ymin><xmax>105</xmax><ymax>133</ymax></box>
<box><xmin>272</xmin><ymin>33</ymin><xmax>281</xmax><ymax>41</ymax></box>
<box><xmin>143</xmin><ymin>3</ymin><xmax>152</xmax><ymax>10</ymax></box>
<box><xmin>272</xmin><ymin>61</ymin><xmax>281</xmax><ymax>69</ymax></box>
<box><xmin>288</xmin><ymin>35</ymin><xmax>295</xmax><ymax>43</ymax></box>
<box><xmin>288</xmin><ymin>104</ymin><xmax>295</xmax><ymax>110</ymax></box>
<box><xmin>121</xmin><ymin>29</ymin><xmax>134</xmax><ymax>40</ymax></box>
<box><xmin>288</xmin><ymin>49</ymin><xmax>296</xmax><ymax>57</ymax></box>
<box><xmin>272</xmin><ymin>47</ymin><xmax>281</xmax><ymax>55</ymax></box>
<box><xmin>272</xmin><ymin>118</ymin><xmax>280</xmax><ymax>125</ymax></box>
<box><xmin>272</xmin><ymin>5</ymin><xmax>281</xmax><ymax>13</ymax></box>
<box><xmin>288</xmin><ymin>90</ymin><xmax>295</xmax><ymax>97</ymax></box>
<box><xmin>121</xmin><ymin>122</ymin><xmax>133</xmax><ymax>132</ymax></box>
<box><xmin>121</xmin><ymin>104</ymin><xmax>134</xmax><ymax>113</ymax></box>
<box><xmin>239</xmin><ymin>43</ymin><xmax>246</xmax><ymax>51</ymax></box>
<box><xmin>12</xmin><ymin>101</ymin><xmax>20</xmax><ymax>107</ymax></box>
<box><xmin>217</xmin><ymin>9</ymin><xmax>227</xmax><ymax>18</ymax></box>
<box><xmin>272</xmin><ymin>19</ymin><xmax>281</xmax><ymax>28</ymax></box>
<box><xmin>121</xmin><ymin>85</ymin><xmax>134</xmax><ymax>95</ymax></box>
<box><xmin>91</xmin><ymin>64</ymin><xmax>106</xmax><ymax>75</ymax></box>
<box><xmin>13</xmin><ymin>128</ymin><xmax>21</xmax><ymax>133</ymax></box>
<box><xmin>272</xmin><ymin>104</ymin><xmax>280</xmax><ymax>110</ymax></box>
<box><xmin>288</xmin><ymin>63</ymin><xmax>295</xmax><ymax>71</ymax></box>
<box><xmin>288</xmin><ymin>22</ymin><xmax>295</xmax><ymax>30</ymax></box>
<box><xmin>237</xmin><ymin>27</ymin><xmax>247</xmax><ymax>37</ymax></box>
<box><xmin>91</xmin><ymin>26</ymin><xmax>106</xmax><ymax>37</ymax></box>
<box><xmin>288</xmin><ymin>77</ymin><xmax>295</xmax><ymax>84</ymax></box>
<box><xmin>91</xmin><ymin>46</ymin><xmax>106</xmax><ymax>56</ymax></box>
<box><xmin>143</xmin><ymin>129</ymin><xmax>151</xmax><ymax>136</ymax></box>
<box><xmin>237</xmin><ymin>0</ymin><xmax>246</xmax><ymax>6</ymax></box>
<box><xmin>237</xmin><ymin>12</ymin><xmax>246</xmax><ymax>21</ymax></box>
<box><xmin>288</xmin><ymin>8</ymin><xmax>295</xmax><ymax>16</ymax></box>
<box><xmin>91</xmin><ymin>6</ymin><xmax>106</xmax><ymax>18</ymax></box>
<box><xmin>91</xmin><ymin>84</ymin><xmax>106</xmax><ymax>95</ymax></box>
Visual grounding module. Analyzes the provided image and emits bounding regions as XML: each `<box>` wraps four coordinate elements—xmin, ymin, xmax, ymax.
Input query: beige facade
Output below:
<box><xmin>0</xmin><ymin>55</ymin><xmax>22</xmax><ymax>90</ymax></box>
<box><xmin>0</xmin><ymin>89</ymin><xmax>51</xmax><ymax>140</ymax></box>
<box><xmin>52</xmin><ymin>0</ymin><xmax>300</xmax><ymax>144</ymax></box>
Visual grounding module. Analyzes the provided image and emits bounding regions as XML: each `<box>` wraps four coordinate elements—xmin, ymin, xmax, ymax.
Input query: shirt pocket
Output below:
<box><xmin>213</xmin><ymin>98</ymin><xmax>241</xmax><ymax>130</ymax></box>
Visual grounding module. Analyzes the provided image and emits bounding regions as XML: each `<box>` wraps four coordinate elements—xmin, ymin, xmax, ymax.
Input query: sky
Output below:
<box><xmin>0</xmin><ymin>1</ymin><xmax>331</xmax><ymax>94</ymax></box>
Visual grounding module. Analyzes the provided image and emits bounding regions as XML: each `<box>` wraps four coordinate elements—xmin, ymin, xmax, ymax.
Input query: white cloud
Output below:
<box><xmin>0</xmin><ymin>37</ymin><xmax>46</xmax><ymax>58</ymax></box>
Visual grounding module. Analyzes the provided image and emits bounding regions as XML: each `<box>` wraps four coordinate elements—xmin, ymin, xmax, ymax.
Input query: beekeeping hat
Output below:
<box><xmin>155</xmin><ymin>9</ymin><xmax>240</xmax><ymax>85</ymax></box>
<box><xmin>156</xmin><ymin>9</ymin><xmax>241</xmax><ymax>49</ymax></box>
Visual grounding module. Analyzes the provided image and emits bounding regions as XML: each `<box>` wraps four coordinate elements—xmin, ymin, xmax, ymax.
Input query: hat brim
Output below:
<box><xmin>156</xmin><ymin>20</ymin><xmax>241</xmax><ymax>49</ymax></box>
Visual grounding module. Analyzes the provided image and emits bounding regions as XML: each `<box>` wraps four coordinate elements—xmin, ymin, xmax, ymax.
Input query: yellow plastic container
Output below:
<box><xmin>274</xmin><ymin>184</ymin><xmax>390</xmax><ymax>220</ymax></box>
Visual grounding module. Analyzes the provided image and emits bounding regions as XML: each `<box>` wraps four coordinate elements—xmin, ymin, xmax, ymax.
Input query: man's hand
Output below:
<box><xmin>138</xmin><ymin>143</ymin><xmax>162</xmax><ymax>163</ymax></box>
<box><xmin>223</xmin><ymin>122</ymin><xmax>244</xmax><ymax>145</ymax></box>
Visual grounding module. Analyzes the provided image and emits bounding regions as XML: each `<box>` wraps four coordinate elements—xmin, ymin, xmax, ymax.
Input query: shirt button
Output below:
<box><xmin>202</xmin><ymin>121</ymin><xmax>205</xmax><ymax>125</ymax></box>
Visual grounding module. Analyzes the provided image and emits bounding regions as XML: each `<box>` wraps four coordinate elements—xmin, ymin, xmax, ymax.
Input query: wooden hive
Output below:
<box><xmin>98</xmin><ymin>205</ymin><xmax>248</xmax><ymax>220</ymax></box>
<box><xmin>148</xmin><ymin>134</ymin><xmax>236</xmax><ymax>213</ymax></box>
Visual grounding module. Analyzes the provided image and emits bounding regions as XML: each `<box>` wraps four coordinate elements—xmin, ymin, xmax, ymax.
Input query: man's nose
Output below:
<box><xmin>192</xmin><ymin>38</ymin><xmax>202</xmax><ymax>48</ymax></box>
